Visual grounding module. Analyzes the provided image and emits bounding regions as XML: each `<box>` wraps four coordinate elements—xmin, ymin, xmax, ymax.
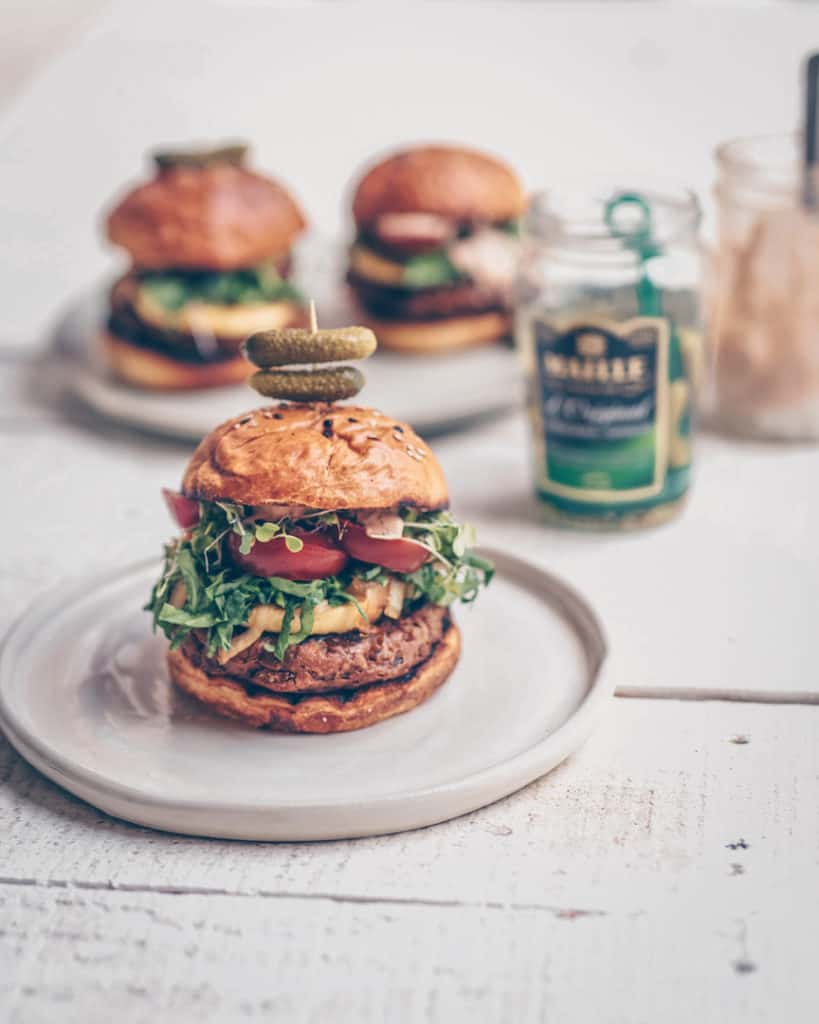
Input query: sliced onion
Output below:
<box><xmin>449</xmin><ymin>228</ymin><xmax>519</xmax><ymax>293</ymax></box>
<box><xmin>385</xmin><ymin>578</ymin><xmax>406</xmax><ymax>619</ymax></box>
<box><xmin>251</xmin><ymin>504</ymin><xmax>314</xmax><ymax>522</ymax></box>
<box><xmin>356</xmin><ymin>509</ymin><xmax>405</xmax><ymax>540</ymax></box>
<box><xmin>374</xmin><ymin>212</ymin><xmax>455</xmax><ymax>251</ymax></box>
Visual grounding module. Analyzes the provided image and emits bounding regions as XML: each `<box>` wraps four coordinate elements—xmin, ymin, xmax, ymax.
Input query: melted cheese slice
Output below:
<box><xmin>216</xmin><ymin>582</ymin><xmax>388</xmax><ymax>664</ymax></box>
<box><xmin>135</xmin><ymin>289</ymin><xmax>299</xmax><ymax>341</ymax></box>
<box><xmin>348</xmin><ymin>244</ymin><xmax>406</xmax><ymax>286</ymax></box>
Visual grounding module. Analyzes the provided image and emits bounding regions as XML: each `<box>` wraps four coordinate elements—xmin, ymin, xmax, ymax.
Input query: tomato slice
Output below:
<box><xmin>162</xmin><ymin>488</ymin><xmax>200</xmax><ymax>529</ymax></box>
<box><xmin>227</xmin><ymin>529</ymin><xmax>348</xmax><ymax>581</ymax></box>
<box><xmin>340</xmin><ymin>522</ymin><xmax>429</xmax><ymax>574</ymax></box>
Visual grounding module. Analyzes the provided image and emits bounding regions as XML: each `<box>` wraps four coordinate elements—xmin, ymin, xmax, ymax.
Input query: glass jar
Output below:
<box><xmin>708</xmin><ymin>134</ymin><xmax>819</xmax><ymax>441</ymax></box>
<box><xmin>517</xmin><ymin>182</ymin><xmax>703</xmax><ymax>530</ymax></box>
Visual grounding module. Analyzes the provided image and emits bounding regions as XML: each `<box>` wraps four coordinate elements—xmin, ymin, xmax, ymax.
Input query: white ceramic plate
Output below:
<box><xmin>0</xmin><ymin>551</ymin><xmax>610</xmax><ymax>841</ymax></box>
<box><xmin>55</xmin><ymin>239</ymin><xmax>523</xmax><ymax>440</ymax></box>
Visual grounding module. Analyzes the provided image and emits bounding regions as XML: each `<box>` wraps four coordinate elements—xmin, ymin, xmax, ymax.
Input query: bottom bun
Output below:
<box><xmin>364</xmin><ymin>312</ymin><xmax>510</xmax><ymax>354</ymax></box>
<box><xmin>100</xmin><ymin>331</ymin><xmax>251</xmax><ymax>391</ymax></box>
<box><xmin>168</xmin><ymin>622</ymin><xmax>461</xmax><ymax>732</ymax></box>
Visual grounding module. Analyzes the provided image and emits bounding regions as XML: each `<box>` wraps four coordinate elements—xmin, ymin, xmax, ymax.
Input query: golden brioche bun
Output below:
<box><xmin>352</xmin><ymin>145</ymin><xmax>525</xmax><ymax>228</ymax></box>
<box><xmin>168</xmin><ymin>622</ymin><xmax>460</xmax><ymax>731</ymax></box>
<box><xmin>182</xmin><ymin>403</ymin><xmax>448</xmax><ymax>510</ymax></box>
<box><xmin>100</xmin><ymin>330</ymin><xmax>251</xmax><ymax>391</ymax></box>
<box><xmin>365</xmin><ymin>311</ymin><xmax>510</xmax><ymax>354</ymax></box>
<box><xmin>106</xmin><ymin>162</ymin><xmax>306</xmax><ymax>270</ymax></box>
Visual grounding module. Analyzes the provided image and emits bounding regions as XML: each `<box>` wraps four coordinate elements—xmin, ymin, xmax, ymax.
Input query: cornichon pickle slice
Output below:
<box><xmin>244</xmin><ymin>327</ymin><xmax>377</xmax><ymax>368</ymax></box>
<box><xmin>153</xmin><ymin>144</ymin><xmax>248</xmax><ymax>171</ymax></box>
<box><xmin>250</xmin><ymin>366</ymin><xmax>365</xmax><ymax>402</ymax></box>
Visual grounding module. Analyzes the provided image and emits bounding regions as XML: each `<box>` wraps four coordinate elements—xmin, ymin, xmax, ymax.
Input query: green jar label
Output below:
<box><xmin>531</xmin><ymin>317</ymin><xmax>674</xmax><ymax>505</ymax></box>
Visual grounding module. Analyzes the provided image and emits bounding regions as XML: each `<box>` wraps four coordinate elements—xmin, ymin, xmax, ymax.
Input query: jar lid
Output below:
<box><xmin>527</xmin><ymin>180</ymin><xmax>701</xmax><ymax>253</ymax></box>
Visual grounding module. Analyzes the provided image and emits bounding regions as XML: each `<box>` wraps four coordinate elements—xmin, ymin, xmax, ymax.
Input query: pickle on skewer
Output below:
<box><xmin>244</xmin><ymin>326</ymin><xmax>377</xmax><ymax>368</ymax></box>
<box><xmin>153</xmin><ymin>144</ymin><xmax>248</xmax><ymax>171</ymax></box>
<box><xmin>250</xmin><ymin>366</ymin><xmax>365</xmax><ymax>402</ymax></box>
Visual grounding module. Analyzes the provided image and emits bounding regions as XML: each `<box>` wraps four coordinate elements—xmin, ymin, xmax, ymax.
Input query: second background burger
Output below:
<box><xmin>346</xmin><ymin>144</ymin><xmax>525</xmax><ymax>354</ymax></box>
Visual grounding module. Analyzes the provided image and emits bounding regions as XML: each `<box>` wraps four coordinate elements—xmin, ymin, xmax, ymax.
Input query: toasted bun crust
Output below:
<box><xmin>364</xmin><ymin>312</ymin><xmax>510</xmax><ymax>354</ymax></box>
<box><xmin>100</xmin><ymin>330</ymin><xmax>251</xmax><ymax>391</ymax></box>
<box><xmin>106</xmin><ymin>163</ymin><xmax>306</xmax><ymax>270</ymax></box>
<box><xmin>182</xmin><ymin>403</ymin><xmax>449</xmax><ymax>509</ymax></box>
<box><xmin>352</xmin><ymin>145</ymin><xmax>525</xmax><ymax>227</ymax></box>
<box><xmin>167</xmin><ymin>622</ymin><xmax>460</xmax><ymax>731</ymax></box>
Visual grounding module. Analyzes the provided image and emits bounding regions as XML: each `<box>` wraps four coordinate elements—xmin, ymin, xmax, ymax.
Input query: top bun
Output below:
<box><xmin>352</xmin><ymin>144</ymin><xmax>525</xmax><ymax>228</ymax></box>
<box><xmin>106</xmin><ymin>149</ymin><xmax>306</xmax><ymax>270</ymax></box>
<box><xmin>182</xmin><ymin>404</ymin><xmax>449</xmax><ymax>511</ymax></box>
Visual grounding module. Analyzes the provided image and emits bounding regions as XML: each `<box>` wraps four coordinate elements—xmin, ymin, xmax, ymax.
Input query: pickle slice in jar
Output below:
<box><xmin>244</xmin><ymin>327</ymin><xmax>377</xmax><ymax>368</ymax></box>
<box><xmin>250</xmin><ymin>367</ymin><xmax>365</xmax><ymax>402</ymax></box>
<box><xmin>153</xmin><ymin>144</ymin><xmax>248</xmax><ymax>171</ymax></box>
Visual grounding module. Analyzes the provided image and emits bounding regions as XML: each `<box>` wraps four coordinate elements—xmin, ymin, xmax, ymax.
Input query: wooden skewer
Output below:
<box><xmin>309</xmin><ymin>300</ymin><xmax>318</xmax><ymax>333</ymax></box>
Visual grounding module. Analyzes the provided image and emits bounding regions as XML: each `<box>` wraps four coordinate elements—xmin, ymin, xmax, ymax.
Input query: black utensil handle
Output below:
<box><xmin>804</xmin><ymin>53</ymin><xmax>819</xmax><ymax>208</ymax></box>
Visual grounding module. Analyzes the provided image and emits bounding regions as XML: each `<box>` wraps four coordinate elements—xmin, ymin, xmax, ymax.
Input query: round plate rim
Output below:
<box><xmin>56</xmin><ymin>283</ymin><xmax>521</xmax><ymax>441</ymax></box>
<box><xmin>0</xmin><ymin>551</ymin><xmax>612</xmax><ymax>838</ymax></box>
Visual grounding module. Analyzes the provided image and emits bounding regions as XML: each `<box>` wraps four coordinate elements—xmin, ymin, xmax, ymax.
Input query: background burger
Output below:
<box><xmin>147</xmin><ymin>403</ymin><xmax>493</xmax><ymax>732</ymax></box>
<box><xmin>346</xmin><ymin>144</ymin><xmax>525</xmax><ymax>354</ymax></box>
<box><xmin>103</xmin><ymin>143</ymin><xmax>308</xmax><ymax>390</ymax></box>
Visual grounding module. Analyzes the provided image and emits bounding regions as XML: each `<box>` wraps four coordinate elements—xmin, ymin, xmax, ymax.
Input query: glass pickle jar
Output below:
<box><xmin>516</xmin><ymin>183</ymin><xmax>703</xmax><ymax>530</ymax></box>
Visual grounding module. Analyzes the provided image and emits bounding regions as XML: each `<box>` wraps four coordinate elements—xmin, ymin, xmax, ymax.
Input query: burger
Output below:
<box><xmin>103</xmin><ymin>143</ymin><xmax>308</xmax><ymax>390</ymax></box>
<box><xmin>147</xmin><ymin>403</ymin><xmax>493</xmax><ymax>732</ymax></box>
<box><xmin>346</xmin><ymin>144</ymin><xmax>526</xmax><ymax>354</ymax></box>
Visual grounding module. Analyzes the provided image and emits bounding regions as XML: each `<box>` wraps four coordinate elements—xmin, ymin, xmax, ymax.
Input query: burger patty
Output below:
<box><xmin>185</xmin><ymin>603</ymin><xmax>450</xmax><ymax>694</ymax></box>
<box><xmin>107</xmin><ymin>275</ymin><xmax>243</xmax><ymax>363</ymax></box>
<box><xmin>347</xmin><ymin>271</ymin><xmax>507</xmax><ymax>321</ymax></box>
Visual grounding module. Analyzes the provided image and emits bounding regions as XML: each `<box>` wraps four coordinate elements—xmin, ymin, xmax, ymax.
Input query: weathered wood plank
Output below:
<box><xmin>436</xmin><ymin>420</ymin><xmax>819</xmax><ymax>702</ymax></box>
<box><xmin>2</xmin><ymin>381</ymin><xmax>817</xmax><ymax>700</ymax></box>
<box><xmin>1</xmin><ymin>877</ymin><xmax>815</xmax><ymax>1024</ymax></box>
<box><xmin>0</xmin><ymin>390</ymin><xmax>184</xmax><ymax>632</ymax></box>
<box><xmin>3</xmin><ymin>701</ymin><xmax>817</xmax><ymax>918</ymax></box>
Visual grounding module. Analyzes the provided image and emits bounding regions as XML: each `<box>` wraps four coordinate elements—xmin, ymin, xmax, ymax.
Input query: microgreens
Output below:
<box><xmin>139</xmin><ymin>263</ymin><xmax>303</xmax><ymax>311</ymax></box>
<box><xmin>400</xmin><ymin>251</ymin><xmax>463</xmax><ymax>289</ymax></box>
<box><xmin>146</xmin><ymin>501</ymin><xmax>492</xmax><ymax>660</ymax></box>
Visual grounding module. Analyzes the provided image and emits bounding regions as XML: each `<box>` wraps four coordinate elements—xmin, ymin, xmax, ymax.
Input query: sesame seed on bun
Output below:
<box><xmin>182</xmin><ymin>403</ymin><xmax>450</xmax><ymax>510</ymax></box>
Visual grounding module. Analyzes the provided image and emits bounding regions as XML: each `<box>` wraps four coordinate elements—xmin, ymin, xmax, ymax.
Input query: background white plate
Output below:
<box><xmin>0</xmin><ymin>550</ymin><xmax>610</xmax><ymax>841</ymax></box>
<box><xmin>54</xmin><ymin>237</ymin><xmax>523</xmax><ymax>441</ymax></box>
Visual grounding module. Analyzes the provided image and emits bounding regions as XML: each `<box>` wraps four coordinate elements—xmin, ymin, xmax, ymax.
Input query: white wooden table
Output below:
<box><xmin>2</xmin><ymin>3</ymin><xmax>819</xmax><ymax>1021</ymax></box>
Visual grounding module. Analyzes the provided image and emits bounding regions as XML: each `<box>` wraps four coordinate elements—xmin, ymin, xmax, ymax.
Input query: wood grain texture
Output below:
<box><xmin>2</xmin><ymin>699</ymin><xmax>818</xmax><ymax>1023</ymax></box>
<box><xmin>2</xmin><ymin>701</ymin><xmax>817</xmax><ymax>913</ymax></box>
<box><xmin>3</xmin><ymin>879</ymin><xmax>815</xmax><ymax>1024</ymax></box>
<box><xmin>4</xmin><ymin>389</ymin><xmax>817</xmax><ymax>1022</ymax></box>
<box><xmin>437</xmin><ymin>419</ymin><xmax>819</xmax><ymax>702</ymax></box>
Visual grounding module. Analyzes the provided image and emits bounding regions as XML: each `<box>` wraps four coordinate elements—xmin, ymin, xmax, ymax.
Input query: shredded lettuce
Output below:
<box><xmin>400</xmin><ymin>251</ymin><xmax>463</xmax><ymax>289</ymax></box>
<box><xmin>146</xmin><ymin>500</ymin><xmax>492</xmax><ymax>660</ymax></box>
<box><xmin>139</xmin><ymin>263</ymin><xmax>303</xmax><ymax>311</ymax></box>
